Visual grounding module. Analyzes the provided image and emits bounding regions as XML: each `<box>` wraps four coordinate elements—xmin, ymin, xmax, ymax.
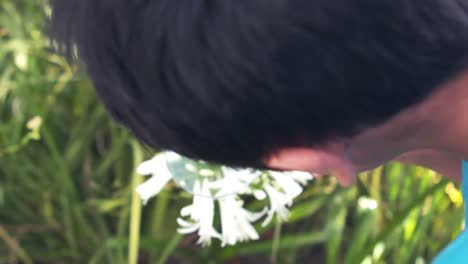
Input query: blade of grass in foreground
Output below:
<box><xmin>157</xmin><ymin>233</ymin><xmax>183</xmax><ymax>264</ymax></box>
<box><xmin>218</xmin><ymin>230</ymin><xmax>327</xmax><ymax>259</ymax></box>
<box><xmin>128</xmin><ymin>141</ymin><xmax>144</xmax><ymax>264</ymax></box>
<box><xmin>349</xmin><ymin>179</ymin><xmax>448</xmax><ymax>264</ymax></box>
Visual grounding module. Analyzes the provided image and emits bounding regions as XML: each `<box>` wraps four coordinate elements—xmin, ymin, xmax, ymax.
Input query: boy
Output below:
<box><xmin>50</xmin><ymin>1</ymin><xmax>468</xmax><ymax>262</ymax></box>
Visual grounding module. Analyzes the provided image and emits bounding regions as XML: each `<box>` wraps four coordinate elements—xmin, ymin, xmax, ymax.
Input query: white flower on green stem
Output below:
<box><xmin>261</xmin><ymin>183</ymin><xmax>293</xmax><ymax>227</ymax></box>
<box><xmin>261</xmin><ymin>171</ymin><xmax>313</xmax><ymax>227</ymax></box>
<box><xmin>218</xmin><ymin>195</ymin><xmax>267</xmax><ymax>246</ymax></box>
<box><xmin>176</xmin><ymin>178</ymin><xmax>266</xmax><ymax>247</ymax></box>
<box><xmin>176</xmin><ymin>180</ymin><xmax>221</xmax><ymax>246</ymax></box>
<box><xmin>134</xmin><ymin>151</ymin><xmax>314</xmax><ymax>247</ymax></box>
<box><xmin>135</xmin><ymin>154</ymin><xmax>173</xmax><ymax>205</ymax></box>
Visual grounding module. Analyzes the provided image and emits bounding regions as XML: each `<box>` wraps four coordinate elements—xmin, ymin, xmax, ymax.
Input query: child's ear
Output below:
<box><xmin>265</xmin><ymin>144</ymin><xmax>356</xmax><ymax>186</ymax></box>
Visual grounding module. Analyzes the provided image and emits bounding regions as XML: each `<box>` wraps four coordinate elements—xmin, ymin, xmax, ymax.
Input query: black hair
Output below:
<box><xmin>49</xmin><ymin>0</ymin><xmax>468</xmax><ymax>168</ymax></box>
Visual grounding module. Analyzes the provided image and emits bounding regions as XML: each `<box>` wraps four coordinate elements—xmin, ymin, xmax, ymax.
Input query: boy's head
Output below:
<box><xmin>50</xmin><ymin>0</ymin><xmax>468</xmax><ymax>182</ymax></box>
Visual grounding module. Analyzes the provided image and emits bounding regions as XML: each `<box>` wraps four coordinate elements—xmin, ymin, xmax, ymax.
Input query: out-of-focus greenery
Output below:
<box><xmin>0</xmin><ymin>1</ymin><xmax>464</xmax><ymax>263</ymax></box>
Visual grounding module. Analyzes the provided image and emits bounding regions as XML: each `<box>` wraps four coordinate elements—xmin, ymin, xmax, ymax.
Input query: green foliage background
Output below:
<box><xmin>0</xmin><ymin>1</ymin><xmax>464</xmax><ymax>263</ymax></box>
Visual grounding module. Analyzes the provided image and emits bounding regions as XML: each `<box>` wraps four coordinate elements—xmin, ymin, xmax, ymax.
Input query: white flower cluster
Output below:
<box><xmin>136</xmin><ymin>152</ymin><xmax>313</xmax><ymax>246</ymax></box>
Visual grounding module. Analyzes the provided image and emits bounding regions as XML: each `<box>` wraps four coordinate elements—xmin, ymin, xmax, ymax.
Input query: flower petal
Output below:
<box><xmin>288</xmin><ymin>171</ymin><xmax>314</xmax><ymax>184</ymax></box>
<box><xmin>253</xmin><ymin>190</ymin><xmax>267</xmax><ymax>200</ymax></box>
<box><xmin>218</xmin><ymin>195</ymin><xmax>263</xmax><ymax>246</ymax></box>
<box><xmin>244</xmin><ymin>207</ymin><xmax>268</xmax><ymax>222</ymax></box>
<box><xmin>177</xmin><ymin>217</ymin><xmax>195</xmax><ymax>228</ymax></box>
<box><xmin>136</xmin><ymin>172</ymin><xmax>172</xmax><ymax>204</ymax></box>
<box><xmin>270</xmin><ymin>172</ymin><xmax>303</xmax><ymax>198</ymax></box>
<box><xmin>177</xmin><ymin>225</ymin><xmax>200</xmax><ymax>234</ymax></box>
<box><xmin>180</xmin><ymin>205</ymin><xmax>193</xmax><ymax>217</ymax></box>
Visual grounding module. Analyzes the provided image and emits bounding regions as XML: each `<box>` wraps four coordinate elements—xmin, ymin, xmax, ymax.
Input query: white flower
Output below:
<box><xmin>134</xmin><ymin>151</ymin><xmax>314</xmax><ymax>247</ymax></box>
<box><xmin>261</xmin><ymin>183</ymin><xmax>293</xmax><ymax>227</ymax></box>
<box><xmin>177</xmin><ymin>180</ymin><xmax>221</xmax><ymax>246</ymax></box>
<box><xmin>261</xmin><ymin>171</ymin><xmax>313</xmax><ymax>227</ymax></box>
<box><xmin>284</xmin><ymin>171</ymin><xmax>314</xmax><ymax>185</ymax></box>
<box><xmin>136</xmin><ymin>154</ymin><xmax>173</xmax><ymax>204</ymax></box>
<box><xmin>357</xmin><ymin>197</ymin><xmax>378</xmax><ymax>210</ymax></box>
<box><xmin>221</xmin><ymin>167</ymin><xmax>261</xmax><ymax>184</ymax></box>
<box><xmin>270</xmin><ymin>171</ymin><xmax>313</xmax><ymax>198</ymax></box>
<box><xmin>218</xmin><ymin>195</ymin><xmax>267</xmax><ymax>246</ymax></box>
<box><xmin>213</xmin><ymin>167</ymin><xmax>261</xmax><ymax>198</ymax></box>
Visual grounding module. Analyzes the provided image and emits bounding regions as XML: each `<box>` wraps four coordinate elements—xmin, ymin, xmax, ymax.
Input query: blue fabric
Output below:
<box><xmin>432</xmin><ymin>161</ymin><xmax>468</xmax><ymax>263</ymax></box>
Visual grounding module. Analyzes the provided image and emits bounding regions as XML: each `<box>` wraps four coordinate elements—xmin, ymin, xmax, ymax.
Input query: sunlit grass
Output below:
<box><xmin>0</xmin><ymin>1</ymin><xmax>464</xmax><ymax>263</ymax></box>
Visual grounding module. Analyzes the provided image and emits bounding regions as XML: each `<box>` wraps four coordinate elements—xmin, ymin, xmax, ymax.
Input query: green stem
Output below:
<box><xmin>351</xmin><ymin>179</ymin><xmax>448</xmax><ymax>264</ymax></box>
<box><xmin>157</xmin><ymin>233</ymin><xmax>183</xmax><ymax>264</ymax></box>
<box><xmin>152</xmin><ymin>189</ymin><xmax>170</xmax><ymax>238</ymax></box>
<box><xmin>128</xmin><ymin>141</ymin><xmax>144</xmax><ymax>264</ymax></box>
<box><xmin>0</xmin><ymin>226</ymin><xmax>32</xmax><ymax>264</ymax></box>
<box><xmin>270</xmin><ymin>219</ymin><xmax>282</xmax><ymax>264</ymax></box>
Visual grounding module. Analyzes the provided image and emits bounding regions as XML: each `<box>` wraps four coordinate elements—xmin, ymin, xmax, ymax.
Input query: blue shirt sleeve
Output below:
<box><xmin>432</xmin><ymin>161</ymin><xmax>468</xmax><ymax>263</ymax></box>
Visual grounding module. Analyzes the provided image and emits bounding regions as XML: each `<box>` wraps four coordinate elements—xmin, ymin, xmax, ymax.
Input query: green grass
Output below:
<box><xmin>0</xmin><ymin>1</ymin><xmax>464</xmax><ymax>263</ymax></box>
